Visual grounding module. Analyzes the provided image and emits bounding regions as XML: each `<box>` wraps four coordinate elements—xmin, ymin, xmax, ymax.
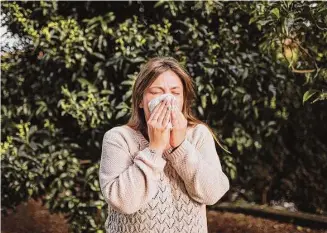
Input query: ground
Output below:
<box><xmin>2</xmin><ymin>199</ymin><xmax>326</xmax><ymax>233</ymax></box>
<box><xmin>207</xmin><ymin>210</ymin><xmax>326</xmax><ymax>233</ymax></box>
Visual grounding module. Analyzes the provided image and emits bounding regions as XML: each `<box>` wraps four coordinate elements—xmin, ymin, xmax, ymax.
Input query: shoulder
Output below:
<box><xmin>187</xmin><ymin>123</ymin><xmax>213</xmax><ymax>148</ymax></box>
<box><xmin>188</xmin><ymin>123</ymin><xmax>212</xmax><ymax>137</ymax></box>
<box><xmin>104</xmin><ymin>125</ymin><xmax>127</xmax><ymax>138</ymax></box>
<box><xmin>103</xmin><ymin>125</ymin><xmax>137</xmax><ymax>147</ymax></box>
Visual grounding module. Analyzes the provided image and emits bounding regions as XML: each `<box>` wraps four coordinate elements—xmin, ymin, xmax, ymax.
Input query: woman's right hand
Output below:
<box><xmin>147</xmin><ymin>99</ymin><xmax>171</xmax><ymax>152</ymax></box>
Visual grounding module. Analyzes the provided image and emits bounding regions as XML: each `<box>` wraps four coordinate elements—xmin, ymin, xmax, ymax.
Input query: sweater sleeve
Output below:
<box><xmin>99</xmin><ymin>128</ymin><xmax>166</xmax><ymax>214</ymax></box>
<box><xmin>166</xmin><ymin>124</ymin><xmax>230</xmax><ymax>205</ymax></box>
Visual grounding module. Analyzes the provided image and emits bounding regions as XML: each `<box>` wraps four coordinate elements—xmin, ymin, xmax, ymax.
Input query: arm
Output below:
<box><xmin>99</xmin><ymin>128</ymin><xmax>166</xmax><ymax>214</ymax></box>
<box><xmin>166</xmin><ymin>124</ymin><xmax>229</xmax><ymax>205</ymax></box>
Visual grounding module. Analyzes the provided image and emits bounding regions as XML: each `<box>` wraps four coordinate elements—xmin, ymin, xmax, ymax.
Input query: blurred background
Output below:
<box><xmin>1</xmin><ymin>1</ymin><xmax>327</xmax><ymax>233</ymax></box>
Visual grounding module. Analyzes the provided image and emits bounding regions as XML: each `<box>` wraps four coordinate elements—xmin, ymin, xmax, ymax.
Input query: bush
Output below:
<box><xmin>1</xmin><ymin>1</ymin><xmax>327</xmax><ymax>232</ymax></box>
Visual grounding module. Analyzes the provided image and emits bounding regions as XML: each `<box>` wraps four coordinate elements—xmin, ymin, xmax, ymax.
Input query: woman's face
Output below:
<box><xmin>140</xmin><ymin>70</ymin><xmax>184</xmax><ymax>122</ymax></box>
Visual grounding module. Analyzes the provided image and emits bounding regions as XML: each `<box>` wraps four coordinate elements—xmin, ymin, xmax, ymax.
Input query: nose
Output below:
<box><xmin>163</xmin><ymin>87</ymin><xmax>171</xmax><ymax>94</ymax></box>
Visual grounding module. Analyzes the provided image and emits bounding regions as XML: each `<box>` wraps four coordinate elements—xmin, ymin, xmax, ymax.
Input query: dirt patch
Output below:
<box><xmin>1</xmin><ymin>199</ymin><xmax>68</xmax><ymax>233</ymax></box>
<box><xmin>2</xmin><ymin>199</ymin><xmax>326</xmax><ymax>233</ymax></box>
<box><xmin>207</xmin><ymin>210</ymin><xmax>327</xmax><ymax>233</ymax></box>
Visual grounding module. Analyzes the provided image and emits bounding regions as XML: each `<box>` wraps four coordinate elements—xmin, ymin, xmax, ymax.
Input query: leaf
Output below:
<box><xmin>129</xmin><ymin>57</ymin><xmax>145</xmax><ymax>63</ymax></box>
<box><xmin>210</xmin><ymin>93</ymin><xmax>218</xmax><ymax>105</ymax></box>
<box><xmin>154</xmin><ymin>0</ymin><xmax>166</xmax><ymax>8</ymax></box>
<box><xmin>271</xmin><ymin>8</ymin><xmax>280</xmax><ymax>19</ymax></box>
<box><xmin>197</xmin><ymin>106</ymin><xmax>204</xmax><ymax>117</ymax></box>
<box><xmin>115</xmin><ymin>109</ymin><xmax>127</xmax><ymax>120</ymax></box>
<box><xmin>92</xmin><ymin>52</ymin><xmax>105</xmax><ymax>61</ymax></box>
<box><xmin>77</xmin><ymin>78</ymin><xmax>98</xmax><ymax>92</ymax></box>
<box><xmin>242</xmin><ymin>68</ymin><xmax>249</xmax><ymax>80</ymax></box>
<box><xmin>235</xmin><ymin>87</ymin><xmax>246</xmax><ymax>94</ymax></box>
<box><xmin>28</xmin><ymin>188</ymin><xmax>33</xmax><ymax>196</ymax></box>
<box><xmin>100</xmin><ymin>90</ymin><xmax>113</xmax><ymax>95</ymax></box>
<box><xmin>230</xmin><ymin>168</ymin><xmax>237</xmax><ymax>180</ymax></box>
<box><xmin>303</xmin><ymin>89</ymin><xmax>319</xmax><ymax>104</ymax></box>
<box><xmin>256</xmin><ymin>20</ymin><xmax>271</xmax><ymax>27</ymax></box>
<box><xmin>201</xmin><ymin>95</ymin><xmax>207</xmax><ymax>109</ymax></box>
<box><xmin>221</xmin><ymin>88</ymin><xmax>229</xmax><ymax>97</ymax></box>
<box><xmin>249</xmin><ymin>16</ymin><xmax>257</xmax><ymax>25</ymax></box>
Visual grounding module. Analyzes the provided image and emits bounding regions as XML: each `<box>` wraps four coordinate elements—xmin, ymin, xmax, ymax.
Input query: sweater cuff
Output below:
<box><xmin>166</xmin><ymin>139</ymin><xmax>195</xmax><ymax>163</ymax></box>
<box><xmin>135</xmin><ymin>147</ymin><xmax>166</xmax><ymax>171</ymax></box>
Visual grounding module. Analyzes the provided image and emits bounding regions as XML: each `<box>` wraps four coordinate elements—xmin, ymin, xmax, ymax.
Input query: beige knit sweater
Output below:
<box><xmin>99</xmin><ymin>124</ymin><xmax>230</xmax><ymax>233</ymax></box>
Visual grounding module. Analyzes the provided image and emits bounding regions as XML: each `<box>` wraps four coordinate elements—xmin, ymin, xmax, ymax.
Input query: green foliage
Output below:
<box><xmin>1</xmin><ymin>122</ymin><xmax>81</xmax><ymax>211</ymax></box>
<box><xmin>246</xmin><ymin>1</ymin><xmax>327</xmax><ymax>103</ymax></box>
<box><xmin>59</xmin><ymin>81</ymin><xmax>113</xmax><ymax>130</ymax></box>
<box><xmin>1</xmin><ymin>1</ymin><xmax>327</xmax><ymax>232</ymax></box>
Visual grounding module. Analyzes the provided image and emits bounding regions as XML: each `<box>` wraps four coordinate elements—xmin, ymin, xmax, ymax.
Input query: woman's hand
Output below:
<box><xmin>170</xmin><ymin>98</ymin><xmax>187</xmax><ymax>149</ymax></box>
<box><xmin>147</xmin><ymin>99</ymin><xmax>172</xmax><ymax>152</ymax></box>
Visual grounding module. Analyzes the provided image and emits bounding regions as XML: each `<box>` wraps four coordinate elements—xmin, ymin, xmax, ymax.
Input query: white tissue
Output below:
<box><xmin>148</xmin><ymin>93</ymin><xmax>176</xmax><ymax>129</ymax></box>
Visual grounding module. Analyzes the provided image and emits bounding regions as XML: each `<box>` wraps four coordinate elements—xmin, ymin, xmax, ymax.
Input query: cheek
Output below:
<box><xmin>142</xmin><ymin>97</ymin><xmax>151</xmax><ymax>119</ymax></box>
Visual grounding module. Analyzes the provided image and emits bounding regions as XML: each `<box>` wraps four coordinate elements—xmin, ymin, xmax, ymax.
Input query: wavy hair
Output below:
<box><xmin>126</xmin><ymin>57</ymin><xmax>227</xmax><ymax>152</ymax></box>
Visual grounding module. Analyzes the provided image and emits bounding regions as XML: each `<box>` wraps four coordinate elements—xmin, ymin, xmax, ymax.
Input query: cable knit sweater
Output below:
<box><xmin>99</xmin><ymin>124</ymin><xmax>230</xmax><ymax>233</ymax></box>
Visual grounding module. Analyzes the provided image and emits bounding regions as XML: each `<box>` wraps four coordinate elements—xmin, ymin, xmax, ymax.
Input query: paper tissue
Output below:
<box><xmin>148</xmin><ymin>93</ymin><xmax>176</xmax><ymax>129</ymax></box>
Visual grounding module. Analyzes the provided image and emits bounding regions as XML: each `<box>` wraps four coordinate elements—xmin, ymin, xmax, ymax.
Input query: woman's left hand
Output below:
<box><xmin>170</xmin><ymin>99</ymin><xmax>187</xmax><ymax>149</ymax></box>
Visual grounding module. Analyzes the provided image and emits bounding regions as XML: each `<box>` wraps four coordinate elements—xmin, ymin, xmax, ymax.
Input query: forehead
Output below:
<box><xmin>149</xmin><ymin>70</ymin><xmax>183</xmax><ymax>88</ymax></box>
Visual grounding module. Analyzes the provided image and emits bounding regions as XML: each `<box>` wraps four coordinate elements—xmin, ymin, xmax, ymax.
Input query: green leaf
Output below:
<box><xmin>221</xmin><ymin>88</ymin><xmax>229</xmax><ymax>97</ymax></box>
<box><xmin>235</xmin><ymin>87</ymin><xmax>246</xmax><ymax>94</ymax></box>
<box><xmin>77</xmin><ymin>78</ymin><xmax>98</xmax><ymax>92</ymax></box>
<box><xmin>256</xmin><ymin>20</ymin><xmax>271</xmax><ymax>27</ymax></box>
<box><xmin>92</xmin><ymin>52</ymin><xmax>105</xmax><ymax>61</ymax></box>
<box><xmin>210</xmin><ymin>93</ymin><xmax>218</xmax><ymax>105</ymax></box>
<box><xmin>230</xmin><ymin>168</ymin><xmax>237</xmax><ymax>180</ymax></box>
<box><xmin>154</xmin><ymin>0</ymin><xmax>166</xmax><ymax>8</ymax></box>
<box><xmin>271</xmin><ymin>8</ymin><xmax>280</xmax><ymax>19</ymax></box>
<box><xmin>249</xmin><ymin>16</ymin><xmax>257</xmax><ymax>25</ymax></box>
<box><xmin>201</xmin><ymin>95</ymin><xmax>207</xmax><ymax>109</ymax></box>
<box><xmin>115</xmin><ymin>109</ymin><xmax>127</xmax><ymax>120</ymax></box>
<box><xmin>28</xmin><ymin>188</ymin><xmax>33</xmax><ymax>196</ymax></box>
<box><xmin>303</xmin><ymin>89</ymin><xmax>319</xmax><ymax>104</ymax></box>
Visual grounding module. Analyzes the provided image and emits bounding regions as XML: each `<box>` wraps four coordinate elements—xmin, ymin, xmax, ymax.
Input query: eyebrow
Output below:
<box><xmin>150</xmin><ymin>86</ymin><xmax>181</xmax><ymax>90</ymax></box>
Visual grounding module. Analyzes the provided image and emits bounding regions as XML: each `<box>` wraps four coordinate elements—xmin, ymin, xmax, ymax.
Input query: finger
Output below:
<box><xmin>149</xmin><ymin>100</ymin><xmax>166</xmax><ymax>122</ymax></box>
<box><xmin>170</xmin><ymin>97</ymin><xmax>174</xmax><ymax>107</ymax></box>
<box><xmin>173</xmin><ymin>98</ymin><xmax>180</xmax><ymax>113</ymax></box>
<box><xmin>171</xmin><ymin>106</ymin><xmax>179</xmax><ymax>127</ymax></box>
<box><xmin>178</xmin><ymin>111</ymin><xmax>187</xmax><ymax>127</ymax></box>
<box><xmin>177</xmin><ymin>110</ymin><xmax>185</xmax><ymax>119</ymax></box>
<box><xmin>162</xmin><ymin>103</ymin><xmax>171</xmax><ymax>127</ymax></box>
<box><xmin>148</xmin><ymin>102</ymin><xmax>161</xmax><ymax>122</ymax></box>
<box><xmin>148</xmin><ymin>100</ymin><xmax>163</xmax><ymax>121</ymax></box>
<box><xmin>158</xmin><ymin>100</ymin><xmax>170</xmax><ymax>124</ymax></box>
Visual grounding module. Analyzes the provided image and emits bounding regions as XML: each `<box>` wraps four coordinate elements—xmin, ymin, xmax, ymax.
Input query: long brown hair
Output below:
<box><xmin>126</xmin><ymin>57</ymin><xmax>228</xmax><ymax>152</ymax></box>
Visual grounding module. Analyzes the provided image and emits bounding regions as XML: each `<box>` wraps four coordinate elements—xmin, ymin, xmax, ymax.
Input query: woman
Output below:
<box><xmin>99</xmin><ymin>57</ymin><xmax>230</xmax><ymax>233</ymax></box>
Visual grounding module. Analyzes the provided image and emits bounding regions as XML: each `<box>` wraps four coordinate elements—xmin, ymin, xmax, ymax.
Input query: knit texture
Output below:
<box><xmin>99</xmin><ymin>124</ymin><xmax>230</xmax><ymax>233</ymax></box>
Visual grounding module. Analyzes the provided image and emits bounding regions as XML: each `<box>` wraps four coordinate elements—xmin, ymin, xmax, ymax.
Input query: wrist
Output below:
<box><xmin>171</xmin><ymin>139</ymin><xmax>185</xmax><ymax>152</ymax></box>
<box><xmin>149</xmin><ymin>144</ymin><xmax>164</xmax><ymax>153</ymax></box>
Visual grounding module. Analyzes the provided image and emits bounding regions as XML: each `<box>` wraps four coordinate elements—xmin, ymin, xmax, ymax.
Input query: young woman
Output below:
<box><xmin>99</xmin><ymin>57</ymin><xmax>230</xmax><ymax>233</ymax></box>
